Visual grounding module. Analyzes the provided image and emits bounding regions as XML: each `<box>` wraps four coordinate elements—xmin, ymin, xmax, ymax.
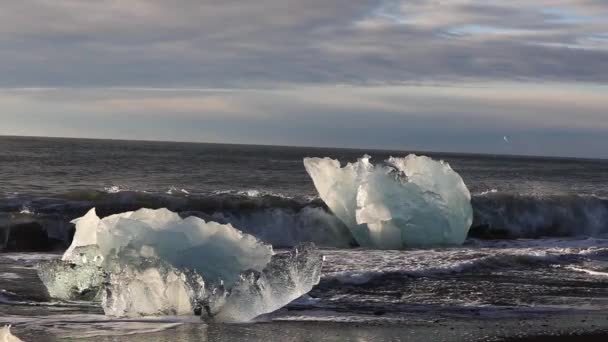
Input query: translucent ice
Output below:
<box><xmin>0</xmin><ymin>325</ymin><xmax>23</xmax><ymax>342</ymax></box>
<box><xmin>304</xmin><ymin>155</ymin><xmax>473</xmax><ymax>248</ymax></box>
<box><xmin>101</xmin><ymin>252</ymin><xmax>206</xmax><ymax>317</ymax></box>
<box><xmin>209</xmin><ymin>243</ymin><xmax>323</xmax><ymax>322</ymax></box>
<box><xmin>38</xmin><ymin>245</ymin><xmax>105</xmax><ymax>300</ymax></box>
<box><xmin>65</xmin><ymin>208</ymin><xmax>273</xmax><ymax>286</ymax></box>
<box><xmin>38</xmin><ymin>208</ymin><xmax>323</xmax><ymax>322</ymax></box>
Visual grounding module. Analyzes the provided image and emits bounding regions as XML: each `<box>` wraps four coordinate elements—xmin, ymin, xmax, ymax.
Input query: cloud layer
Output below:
<box><xmin>1</xmin><ymin>1</ymin><xmax>607</xmax><ymax>158</ymax></box>
<box><xmin>2</xmin><ymin>83</ymin><xmax>607</xmax><ymax>158</ymax></box>
<box><xmin>1</xmin><ymin>0</ymin><xmax>608</xmax><ymax>86</ymax></box>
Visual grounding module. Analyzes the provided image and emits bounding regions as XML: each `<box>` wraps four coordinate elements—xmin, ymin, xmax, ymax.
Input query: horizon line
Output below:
<box><xmin>1</xmin><ymin>134</ymin><xmax>605</xmax><ymax>162</ymax></box>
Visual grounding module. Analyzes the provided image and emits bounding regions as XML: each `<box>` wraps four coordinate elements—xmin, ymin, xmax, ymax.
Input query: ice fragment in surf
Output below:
<box><xmin>0</xmin><ymin>325</ymin><xmax>23</xmax><ymax>342</ymax></box>
<box><xmin>38</xmin><ymin>208</ymin><xmax>323</xmax><ymax>322</ymax></box>
<box><xmin>304</xmin><ymin>155</ymin><xmax>473</xmax><ymax>248</ymax></box>
<box><xmin>101</xmin><ymin>252</ymin><xmax>206</xmax><ymax>317</ymax></box>
<box><xmin>208</xmin><ymin>242</ymin><xmax>323</xmax><ymax>322</ymax></box>
<box><xmin>38</xmin><ymin>245</ymin><xmax>105</xmax><ymax>300</ymax></box>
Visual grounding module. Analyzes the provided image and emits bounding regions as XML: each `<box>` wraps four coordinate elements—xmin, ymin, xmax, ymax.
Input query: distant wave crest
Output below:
<box><xmin>471</xmin><ymin>192</ymin><xmax>608</xmax><ymax>239</ymax></box>
<box><xmin>1</xmin><ymin>190</ymin><xmax>608</xmax><ymax>251</ymax></box>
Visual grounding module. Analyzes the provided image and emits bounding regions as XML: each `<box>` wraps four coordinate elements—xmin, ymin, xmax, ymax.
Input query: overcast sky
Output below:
<box><xmin>1</xmin><ymin>1</ymin><xmax>607</xmax><ymax>158</ymax></box>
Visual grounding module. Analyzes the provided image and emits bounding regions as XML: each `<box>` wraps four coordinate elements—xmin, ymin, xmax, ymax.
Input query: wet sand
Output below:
<box><xmin>5</xmin><ymin>310</ymin><xmax>606</xmax><ymax>342</ymax></box>
<box><xmin>506</xmin><ymin>333</ymin><xmax>608</xmax><ymax>341</ymax></box>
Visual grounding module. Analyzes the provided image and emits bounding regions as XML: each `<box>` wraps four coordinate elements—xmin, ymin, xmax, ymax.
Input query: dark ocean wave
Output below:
<box><xmin>1</xmin><ymin>190</ymin><xmax>327</xmax><ymax>215</ymax></box>
<box><xmin>471</xmin><ymin>193</ymin><xmax>608</xmax><ymax>239</ymax></box>
<box><xmin>0</xmin><ymin>191</ymin><xmax>354</xmax><ymax>251</ymax></box>
<box><xmin>1</xmin><ymin>190</ymin><xmax>608</xmax><ymax>251</ymax></box>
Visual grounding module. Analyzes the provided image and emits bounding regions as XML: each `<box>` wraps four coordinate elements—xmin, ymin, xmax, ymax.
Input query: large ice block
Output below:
<box><xmin>304</xmin><ymin>155</ymin><xmax>473</xmax><ymax>248</ymax></box>
<box><xmin>38</xmin><ymin>208</ymin><xmax>323</xmax><ymax>322</ymax></box>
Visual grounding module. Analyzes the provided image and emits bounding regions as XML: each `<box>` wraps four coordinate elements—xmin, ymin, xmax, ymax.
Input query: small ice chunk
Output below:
<box><xmin>63</xmin><ymin>209</ymin><xmax>101</xmax><ymax>261</ymax></box>
<box><xmin>102</xmin><ymin>253</ymin><xmax>206</xmax><ymax>317</ymax></box>
<box><xmin>304</xmin><ymin>155</ymin><xmax>473</xmax><ymax>248</ymax></box>
<box><xmin>38</xmin><ymin>246</ymin><xmax>105</xmax><ymax>300</ymax></box>
<box><xmin>0</xmin><ymin>325</ymin><xmax>23</xmax><ymax>342</ymax></box>
<box><xmin>209</xmin><ymin>243</ymin><xmax>323</xmax><ymax>322</ymax></box>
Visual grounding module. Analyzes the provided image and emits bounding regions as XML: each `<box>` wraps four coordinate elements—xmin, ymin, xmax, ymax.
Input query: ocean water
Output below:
<box><xmin>1</xmin><ymin>136</ymin><xmax>608</xmax><ymax>341</ymax></box>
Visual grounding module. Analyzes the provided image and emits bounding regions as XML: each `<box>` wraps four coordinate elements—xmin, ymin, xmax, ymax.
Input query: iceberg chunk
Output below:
<box><xmin>38</xmin><ymin>245</ymin><xmax>105</xmax><ymax>300</ymax></box>
<box><xmin>65</xmin><ymin>208</ymin><xmax>273</xmax><ymax>286</ymax></box>
<box><xmin>62</xmin><ymin>208</ymin><xmax>101</xmax><ymax>261</ymax></box>
<box><xmin>304</xmin><ymin>155</ymin><xmax>473</xmax><ymax>249</ymax></box>
<box><xmin>38</xmin><ymin>208</ymin><xmax>323</xmax><ymax>322</ymax></box>
<box><xmin>101</xmin><ymin>252</ymin><xmax>206</xmax><ymax>317</ymax></box>
<box><xmin>210</xmin><ymin>242</ymin><xmax>323</xmax><ymax>322</ymax></box>
<box><xmin>0</xmin><ymin>325</ymin><xmax>23</xmax><ymax>342</ymax></box>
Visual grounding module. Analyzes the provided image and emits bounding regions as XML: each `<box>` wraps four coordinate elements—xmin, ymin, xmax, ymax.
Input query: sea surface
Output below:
<box><xmin>1</xmin><ymin>136</ymin><xmax>608</xmax><ymax>341</ymax></box>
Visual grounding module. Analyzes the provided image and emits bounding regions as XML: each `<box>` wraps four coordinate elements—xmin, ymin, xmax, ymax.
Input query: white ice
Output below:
<box><xmin>101</xmin><ymin>254</ymin><xmax>206</xmax><ymax>317</ymax></box>
<box><xmin>38</xmin><ymin>245</ymin><xmax>105</xmax><ymax>300</ymax></box>
<box><xmin>39</xmin><ymin>208</ymin><xmax>323</xmax><ymax>322</ymax></box>
<box><xmin>304</xmin><ymin>155</ymin><xmax>473</xmax><ymax>249</ymax></box>
<box><xmin>64</xmin><ymin>208</ymin><xmax>273</xmax><ymax>286</ymax></box>
<box><xmin>210</xmin><ymin>243</ymin><xmax>322</xmax><ymax>322</ymax></box>
<box><xmin>0</xmin><ymin>325</ymin><xmax>23</xmax><ymax>342</ymax></box>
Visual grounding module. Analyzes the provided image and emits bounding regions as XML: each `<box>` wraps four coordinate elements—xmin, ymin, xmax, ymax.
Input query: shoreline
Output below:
<box><xmin>4</xmin><ymin>310</ymin><xmax>606</xmax><ymax>341</ymax></box>
<box><xmin>505</xmin><ymin>333</ymin><xmax>608</xmax><ymax>342</ymax></box>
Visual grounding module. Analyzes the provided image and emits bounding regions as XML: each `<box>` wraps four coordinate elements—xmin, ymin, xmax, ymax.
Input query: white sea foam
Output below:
<box><xmin>322</xmin><ymin>238</ymin><xmax>608</xmax><ymax>285</ymax></box>
<box><xmin>567</xmin><ymin>266</ymin><xmax>608</xmax><ymax>277</ymax></box>
<box><xmin>18</xmin><ymin>206</ymin><xmax>33</xmax><ymax>215</ymax></box>
<box><xmin>478</xmin><ymin>189</ymin><xmax>498</xmax><ymax>196</ymax></box>
<box><xmin>1</xmin><ymin>314</ymin><xmax>187</xmax><ymax>339</ymax></box>
<box><xmin>166</xmin><ymin>187</ymin><xmax>190</xmax><ymax>195</ymax></box>
<box><xmin>103</xmin><ymin>185</ymin><xmax>123</xmax><ymax>193</ymax></box>
<box><xmin>0</xmin><ymin>253</ymin><xmax>59</xmax><ymax>263</ymax></box>
<box><xmin>211</xmin><ymin>189</ymin><xmax>294</xmax><ymax>199</ymax></box>
<box><xmin>0</xmin><ymin>273</ymin><xmax>20</xmax><ymax>280</ymax></box>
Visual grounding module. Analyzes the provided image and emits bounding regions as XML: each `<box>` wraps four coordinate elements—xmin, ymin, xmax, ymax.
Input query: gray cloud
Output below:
<box><xmin>2</xmin><ymin>84</ymin><xmax>607</xmax><ymax>158</ymax></box>
<box><xmin>1</xmin><ymin>0</ymin><xmax>608</xmax><ymax>86</ymax></box>
<box><xmin>1</xmin><ymin>1</ymin><xmax>608</xmax><ymax>158</ymax></box>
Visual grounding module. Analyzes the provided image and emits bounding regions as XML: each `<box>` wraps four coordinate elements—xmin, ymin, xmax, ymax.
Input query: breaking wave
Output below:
<box><xmin>0</xmin><ymin>191</ymin><xmax>354</xmax><ymax>251</ymax></box>
<box><xmin>471</xmin><ymin>193</ymin><xmax>608</xmax><ymax>239</ymax></box>
<box><xmin>1</xmin><ymin>190</ymin><xmax>608</xmax><ymax>251</ymax></box>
